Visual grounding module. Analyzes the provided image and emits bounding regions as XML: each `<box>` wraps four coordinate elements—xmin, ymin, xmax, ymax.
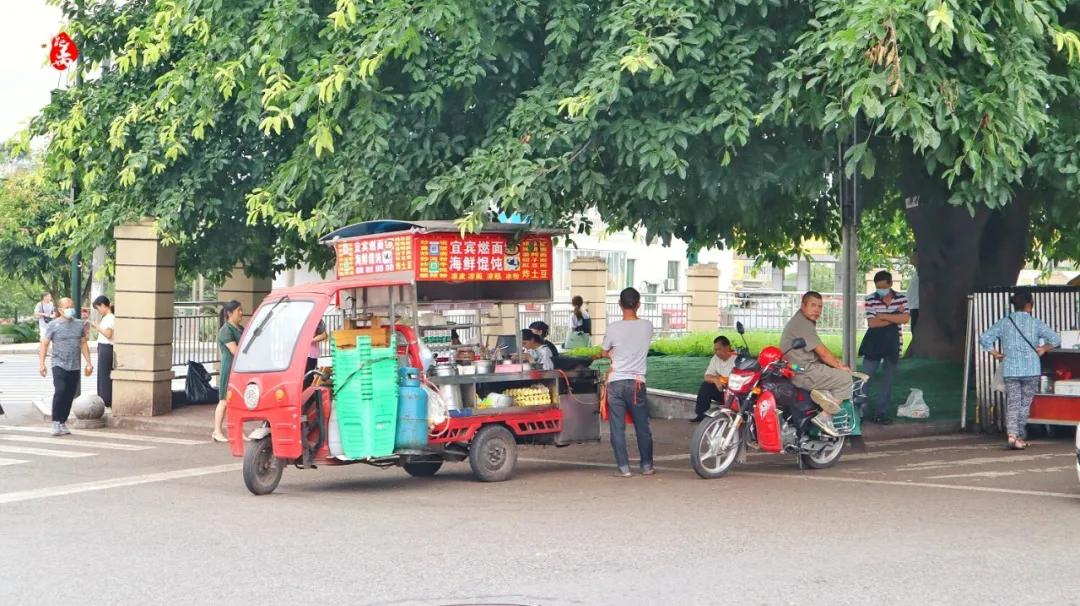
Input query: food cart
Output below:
<box><xmin>225</xmin><ymin>220</ymin><xmax>601</xmax><ymax>495</ymax></box>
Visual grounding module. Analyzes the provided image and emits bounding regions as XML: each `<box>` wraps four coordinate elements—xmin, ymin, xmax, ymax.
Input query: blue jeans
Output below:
<box><xmin>607</xmin><ymin>380</ymin><xmax>654</xmax><ymax>472</ymax></box>
<box><xmin>862</xmin><ymin>357</ymin><xmax>898</xmax><ymax>418</ymax></box>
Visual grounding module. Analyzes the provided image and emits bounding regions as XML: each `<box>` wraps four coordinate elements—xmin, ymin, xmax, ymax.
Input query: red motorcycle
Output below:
<box><xmin>689</xmin><ymin>330</ymin><xmax>863</xmax><ymax>480</ymax></box>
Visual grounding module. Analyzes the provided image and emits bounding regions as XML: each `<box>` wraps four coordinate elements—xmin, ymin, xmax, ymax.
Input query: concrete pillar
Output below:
<box><xmin>796</xmin><ymin>260</ymin><xmax>811</xmax><ymax>292</ymax></box>
<box><xmin>569</xmin><ymin>257</ymin><xmax>608</xmax><ymax>345</ymax></box>
<box><xmin>217</xmin><ymin>265</ymin><xmax>271</xmax><ymax>320</ymax></box>
<box><xmin>687</xmin><ymin>263</ymin><xmax>720</xmax><ymax>333</ymax></box>
<box><xmin>111</xmin><ymin>220</ymin><xmax>176</xmax><ymax>417</ymax></box>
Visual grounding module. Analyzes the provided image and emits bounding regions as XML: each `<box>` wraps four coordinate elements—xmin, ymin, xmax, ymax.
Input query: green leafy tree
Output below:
<box><xmin>26</xmin><ymin>0</ymin><xmax>1080</xmax><ymax>359</ymax></box>
<box><xmin>0</xmin><ymin>170</ymin><xmax>92</xmax><ymax>304</ymax></box>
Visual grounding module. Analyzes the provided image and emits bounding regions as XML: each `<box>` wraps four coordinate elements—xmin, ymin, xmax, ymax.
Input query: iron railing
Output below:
<box><xmin>172</xmin><ymin>301</ymin><xmax>225</xmax><ymax>372</ymax></box>
<box><xmin>716</xmin><ymin>290</ymin><xmax>865</xmax><ymax>333</ymax></box>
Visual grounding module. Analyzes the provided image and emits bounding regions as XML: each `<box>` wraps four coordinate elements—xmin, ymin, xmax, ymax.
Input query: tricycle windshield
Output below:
<box><xmin>234</xmin><ymin>299</ymin><xmax>316</xmax><ymax>373</ymax></box>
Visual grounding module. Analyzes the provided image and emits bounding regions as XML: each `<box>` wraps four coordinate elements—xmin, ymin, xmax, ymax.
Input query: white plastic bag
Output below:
<box><xmin>897</xmin><ymin>388</ymin><xmax>930</xmax><ymax>419</ymax></box>
<box><xmin>991</xmin><ymin>364</ymin><xmax>1006</xmax><ymax>393</ymax></box>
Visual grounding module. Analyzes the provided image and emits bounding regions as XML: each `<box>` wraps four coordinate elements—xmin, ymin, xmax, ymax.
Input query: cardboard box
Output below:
<box><xmin>1053</xmin><ymin>379</ymin><xmax>1080</xmax><ymax>396</ymax></box>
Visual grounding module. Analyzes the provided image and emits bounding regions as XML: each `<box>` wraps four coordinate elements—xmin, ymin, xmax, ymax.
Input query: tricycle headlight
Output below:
<box><xmin>243</xmin><ymin>383</ymin><xmax>260</xmax><ymax>410</ymax></box>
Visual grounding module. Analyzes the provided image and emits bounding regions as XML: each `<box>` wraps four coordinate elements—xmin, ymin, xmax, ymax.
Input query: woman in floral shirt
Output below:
<box><xmin>979</xmin><ymin>290</ymin><xmax>1060</xmax><ymax>450</ymax></box>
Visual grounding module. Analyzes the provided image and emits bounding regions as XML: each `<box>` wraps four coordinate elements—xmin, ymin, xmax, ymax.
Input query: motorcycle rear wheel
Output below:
<box><xmin>800</xmin><ymin>436</ymin><xmax>845</xmax><ymax>469</ymax></box>
<box><xmin>690</xmin><ymin>412</ymin><xmax>741</xmax><ymax>479</ymax></box>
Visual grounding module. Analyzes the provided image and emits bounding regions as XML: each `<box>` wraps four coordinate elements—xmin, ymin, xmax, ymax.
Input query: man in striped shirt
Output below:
<box><xmin>858</xmin><ymin>271</ymin><xmax>910</xmax><ymax>425</ymax></box>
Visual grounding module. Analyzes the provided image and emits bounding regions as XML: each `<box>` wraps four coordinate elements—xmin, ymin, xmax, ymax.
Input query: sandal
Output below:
<box><xmin>1014</xmin><ymin>438</ymin><xmax>1027</xmax><ymax>450</ymax></box>
<box><xmin>1007</xmin><ymin>435</ymin><xmax>1018</xmax><ymax>449</ymax></box>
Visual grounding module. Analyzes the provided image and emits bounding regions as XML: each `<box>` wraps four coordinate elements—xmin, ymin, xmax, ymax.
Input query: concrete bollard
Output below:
<box><xmin>71</xmin><ymin>394</ymin><xmax>107</xmax><ymax>429</ymax></box>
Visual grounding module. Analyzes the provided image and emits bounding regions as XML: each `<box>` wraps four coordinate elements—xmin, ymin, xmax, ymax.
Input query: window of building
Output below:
<box><xmin>666</xmin><ymin>260</ymin><xmax>680</xmax><ymax>291</ymax></box>
<box><xmin>626</xmin><ymin>259</ymin><xmax>636</xmax><ymax>288</ymax></box>
<box><xmin>555</xmin><ymin>248</ymin><xmax>626</xmax><ymax>292</ymax></box>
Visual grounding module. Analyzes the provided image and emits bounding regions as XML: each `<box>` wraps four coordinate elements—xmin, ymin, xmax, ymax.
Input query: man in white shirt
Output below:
<box><xmin>907</xmin><ymin>251</ymin><xmax>920</xmax><ymax>336</ymax></box>
<box><xmin>691</xmin><ymin>336</ymin><xmax>737</xmax><ymax>423</ymax></box>
<box><xmin>602</xmin><ymin>288</ymin><xmax>655</xmax><ymax>477</ymax></box>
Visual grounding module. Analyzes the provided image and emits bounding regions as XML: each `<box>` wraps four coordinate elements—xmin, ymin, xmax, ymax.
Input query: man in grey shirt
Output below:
<box><xmin>781</xmin><ymin>291</ymin><xmax>858</xmax><ymax>437</ymax></box>
<box><xmin>601</xmin><ymin>287</ymin><xmax>655</xmax><ymax>477</ymax></box>
<box><xmin>39</xmin><ymin>297</ymin><xmax>93</xmax><ymax>436</ymax></box>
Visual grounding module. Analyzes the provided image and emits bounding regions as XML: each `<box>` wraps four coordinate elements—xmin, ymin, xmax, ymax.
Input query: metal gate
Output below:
<box><xmin>963</xmin><ymin>286</ymin><xmax>1079</xmax><ymax>432</ymax></box>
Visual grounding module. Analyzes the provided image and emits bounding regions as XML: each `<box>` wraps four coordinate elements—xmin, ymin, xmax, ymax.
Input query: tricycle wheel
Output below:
<box><xmin>243</xmin><ymin>436</ymin><xmax>283</xmax><ymax>495</ymax></box>
<box><xmin>403</xmin><ymin>458</ymin><xmax>443</xmax><ymax>478</ymax></box>
<box><xmin>469</xmin><ymin>425</ymin><xmax>517</xmax><ymax>482</ymax></box>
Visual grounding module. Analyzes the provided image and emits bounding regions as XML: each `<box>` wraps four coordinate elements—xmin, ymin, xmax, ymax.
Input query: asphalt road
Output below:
<box><xmin>0</xmin><ymin>418</ymin><xmax>1077</xmax><ymax>606</ymax></box>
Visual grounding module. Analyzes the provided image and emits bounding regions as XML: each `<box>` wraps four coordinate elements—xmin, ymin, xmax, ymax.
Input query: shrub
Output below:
<box><xmin>0</xmin><ymin>321</ymin><xmax>42</xmax><ymax>344</ymax></box>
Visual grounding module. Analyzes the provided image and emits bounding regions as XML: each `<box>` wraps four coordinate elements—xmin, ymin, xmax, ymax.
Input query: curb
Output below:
<box><xmin>108</xmin><ymin>415</ymin><xmax>209</xmax><ymax>438</ymax></box>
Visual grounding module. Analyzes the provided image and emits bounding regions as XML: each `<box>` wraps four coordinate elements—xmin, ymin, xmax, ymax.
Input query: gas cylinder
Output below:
<box><xmin>395</xmin><ymin>367</ymin><xmax>429</xmax><ymax>450</ymax></box>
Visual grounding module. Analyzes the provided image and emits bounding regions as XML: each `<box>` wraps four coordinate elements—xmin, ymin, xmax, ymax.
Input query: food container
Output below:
<box><xmin>433</xmin><ymin>363</ymin><xmax>457</xmax><ymax>377</ymax></box>
<box><xmin>458</xmin><ymin>364</ymin><xmax>476</xmax><ymax>376</ymax></box>
<box><xmin>475</xmin><ymin>359</ymin><xmax>495</xmax><ymax>374</ymax></box>
<box><xmin>493</xmin><ymin>393</ymin><xmax>514</xmax><ymax>408</ymax></box>
<box><xmin>1040</xmin><ymin>375</ymin><xmax>1053</xmax><ymax>394</ymax></box>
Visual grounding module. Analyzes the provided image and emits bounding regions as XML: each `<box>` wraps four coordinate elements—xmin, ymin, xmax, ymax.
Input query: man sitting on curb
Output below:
<box><xmin>781</xmin><ymin>291</ymin><xmax>862</xmax><ymax>437</ymax></box>
<box><xmin>690</xmin><ymin>336</ymin><xmax>736</xmax><ymax>423</ymax></box>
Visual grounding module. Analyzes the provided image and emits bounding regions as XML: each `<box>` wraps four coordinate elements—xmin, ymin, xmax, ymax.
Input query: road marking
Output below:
<box><xmin>0</xmin><ymin>444</ymin><xmax>95</xmax><ymax>459</ymax></box>
<box><xmin>521</xmin><ymin>457</ymin><xmax>1080</xmax><ymax>501</ymax></box>
<box><xmin>0</xmin><ymin>425</ymin><xmax>205</xmax><ymax>445</ymax></box>
<box><xmin>896</xmin><ymin>453</ymin><xmax>1069</xmax><ymax>472</ymax></box>
<box><xmin>0</xmin><ymin>463</ymin><xmax>242</xmax><ymax>505</ymax></box>
<box><xmin>844</xmin><ymin>444</ymin><xmax>1003</xmax><ymax>462</ymax></box>
<box><xmin>863</xmin><ymin>434</ymin><xmax>973</xmax><ymax>447</ymax></box>
<box><xmin>926</xmin><ymin>466</ymin><xmax>1073</xmax><ymax>480</ymax></box>
<box><xmin>653</xmin><ymin>454</ymin><xmax>689</xmax><ymax>462</ymax></box>
<box><xmin>0</xmin><ymin>457</ymin><xmax>28</xmax><ymax>467</ymax></box>
<box><xmin>0</xmin><ymin>435</ymin><xmax>153</xmax><ymax>451</ymax></box>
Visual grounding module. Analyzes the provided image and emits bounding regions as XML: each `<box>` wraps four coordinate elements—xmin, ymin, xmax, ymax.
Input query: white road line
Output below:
<box><xmin>0</xmin><ymin>444</ymin><xmax>95</xmax><ymax>459</ymax></box>
<box><xmin>0</xmin><ymin>435</ymin><xmax>153</xmax><ymax>451</ymax></box>
<box><xmin>652</xmin><ymin>454</ymin><xmax>689</xmax><ymax>462</ymax></box>
<box><xmin>864</xmin><ymin>434</ymin><xmax>973</xmax><ymax>447</ymax></box>
<box><xmin>0</xmin><ymin>425</ymin><xmax>205</xmax><ymax>445</ymax></box>
<box><xmin>737</xmin><ymin>471</ymin><xmax>1080</xmax><ymax>501</ymax></box>
<box><xmin>0</xmin><ymin>457</ymin><xmax>28</xmax><ymax>467</ymax></box>
<box><xmin>0</xmin><ymin>463</ymin><xmax>242</xmax><ymax>505</ymax></box>
<box><xmin>926</xmin><ymin>466</ymin><xmax>1073</xmax><ymax>480</ymax></box>
<box><xmin>520</xmin><ymin>457</ymin><xmax>1080</xmax><ymax>501</ymax></box>
<box><xmin>896</xmin><ymin>453</ymin><xmax>1069</xmax><ymax>472</ymax></box>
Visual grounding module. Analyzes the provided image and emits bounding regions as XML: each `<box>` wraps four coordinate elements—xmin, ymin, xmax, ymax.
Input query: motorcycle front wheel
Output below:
<box><xmin>690</xmin><ymin>411</ymin><xmax>741</xmax><ymax>479</ymax></box>
<box><xmin>801</xmin><ymin>436</ymin><xmax>845</xmax><ymax>469</ymax></box>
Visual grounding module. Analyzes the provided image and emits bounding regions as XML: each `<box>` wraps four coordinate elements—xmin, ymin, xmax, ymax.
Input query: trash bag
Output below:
<box><xmin>184</xmin><ymin>361</ymin><xmax>218</xmax><ymax>405</ymax></box>
<box><xmin>897</xmin><ymin>388</ymin><xmax>930</xmax><ymax>419</ymax></box>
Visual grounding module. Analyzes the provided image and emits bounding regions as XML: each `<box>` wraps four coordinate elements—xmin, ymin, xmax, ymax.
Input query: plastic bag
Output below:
<box><xmin>896</xmin><ymin>388</ymin><xmax>930</xmax><ymax>419</ymax></box>
<box><xmin>991</xmin><ymin>364</ymin><xmax>1006</xmax><ymax>393</ymax></box>
<box><xmin>184</xmin><ymin>361</ymin><xmax>218</xmax><ymax>404</ymax></box>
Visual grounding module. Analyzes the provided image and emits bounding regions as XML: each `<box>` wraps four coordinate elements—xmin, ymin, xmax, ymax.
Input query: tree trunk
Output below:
<box><xmin>903</xmin><ymin>178</ymin><xmax>1030</xmax><ymax>360</ymax></box>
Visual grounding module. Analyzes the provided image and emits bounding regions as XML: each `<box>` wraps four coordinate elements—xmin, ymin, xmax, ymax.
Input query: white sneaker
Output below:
<box><xmin>811</xmin><ymin>415</ymin><xmax>840</xmax><ymax>437</ymax></box>
<box><xmin>810</xmin><ymin>389</ymin><xmax>842</xmax><ymax>414</ymax></box>
<box><xmin>50</xmin><ymin>421</ymin><xmax>62</xmax><ymax>436</ymax></box>
<box><xmin>58</xmin><ymin>423</ymin><xmax>72</xmax><ymax>436</ymax></box>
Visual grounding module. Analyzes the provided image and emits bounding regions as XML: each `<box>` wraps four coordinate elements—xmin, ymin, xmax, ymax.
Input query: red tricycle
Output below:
<box><xmin>226</xmin><ymin>221</ymin><xmax>601</xmax><ymax>495</ymax></box>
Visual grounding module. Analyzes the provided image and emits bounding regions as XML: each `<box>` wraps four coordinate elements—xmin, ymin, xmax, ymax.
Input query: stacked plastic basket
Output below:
<box><xmin>333</xmin><ymin>334</ymin><xmax>399</xmax><ymax>458</ymax></box>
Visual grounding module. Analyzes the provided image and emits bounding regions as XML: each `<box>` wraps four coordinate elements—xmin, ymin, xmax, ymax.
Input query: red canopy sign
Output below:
<box><xmin>49</xmin><ymin>33</ymin><xmax>79</xmax><ymax>71</ymax></box>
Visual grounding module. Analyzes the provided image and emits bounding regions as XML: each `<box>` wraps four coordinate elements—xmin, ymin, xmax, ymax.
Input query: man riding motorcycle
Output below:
<box><xmin>781</xmin><ymin>291</ymin><xmax>863</xmax><ymax>437</ymax></box>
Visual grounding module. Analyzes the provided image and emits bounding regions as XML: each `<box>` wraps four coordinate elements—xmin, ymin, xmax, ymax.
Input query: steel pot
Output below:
<box><xmin>433</xmin><ymin>363</ymin><xmax>457</xmax><ymax>377</ymax></box>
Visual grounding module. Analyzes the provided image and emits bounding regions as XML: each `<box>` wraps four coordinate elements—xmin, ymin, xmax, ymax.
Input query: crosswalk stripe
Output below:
<box><xmin>0</xmin><ymin>457</ymin><xmax>28</xmax><ymax>467</ymax></box>
<box><xmin>0</xmin><ymin>444</ymin><xmax>95</xmax><ymax>458</ymax></box>
<box><xmin>0</xmin><ymin>435</ymin><xmax>153</xmax><ymax>451</ymax></box>
<box><xmin>0</xmin><ymin>425</ymin><xmax>205</xmax><ymax>445</ymax></box>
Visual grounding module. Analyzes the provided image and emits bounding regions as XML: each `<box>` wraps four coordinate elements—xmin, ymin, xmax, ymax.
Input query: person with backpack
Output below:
<box><xmin>979</xmin><ymin>290</ymin><xmax>1060</xmax><ymax>450</ymax></box>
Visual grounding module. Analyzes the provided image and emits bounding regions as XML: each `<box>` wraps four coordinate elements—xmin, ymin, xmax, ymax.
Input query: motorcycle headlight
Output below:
<box><xmin>243</xmin><ymin>383</ymin><xmax>261</xmax><ymax>410</ymax></box>
<box><xmin>727</xmin><ymin>373</ymin><xmax>751</xmax><ymax>391</ymax></box>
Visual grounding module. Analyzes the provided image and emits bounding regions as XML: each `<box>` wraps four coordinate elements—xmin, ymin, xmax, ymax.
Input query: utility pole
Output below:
<box><xmin>840</xmin><ymin>123</ymin><xmax>859</xmax><ymax>366</ymax></box>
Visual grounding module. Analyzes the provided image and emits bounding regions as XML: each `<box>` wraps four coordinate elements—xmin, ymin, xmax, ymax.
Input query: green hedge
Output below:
<box><xmin>0</xmin><ymin>321</ymin><xmax>41</xmax><ymax>344</ymax></box>
<box><xmin>567</xmin><ymin>330</ymin><xmax>909</xmax><ymax>358</ymax></box>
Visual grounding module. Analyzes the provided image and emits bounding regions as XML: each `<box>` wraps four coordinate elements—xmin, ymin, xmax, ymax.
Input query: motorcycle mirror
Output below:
<box><xmin>736</xmin><ymin>321</ymin><xmax>745</xmax><ymax>335</ymax></box>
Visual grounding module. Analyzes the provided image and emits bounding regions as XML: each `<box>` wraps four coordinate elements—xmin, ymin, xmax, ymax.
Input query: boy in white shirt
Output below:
<box><xmin>691</xmin><ymin>336</ymin><xmax>736</xmax><ymax>422</ymax></box>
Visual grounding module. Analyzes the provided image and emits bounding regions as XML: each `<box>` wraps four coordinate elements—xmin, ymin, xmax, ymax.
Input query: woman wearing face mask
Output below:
<box><xmin>38</xmin><ymin>297</ymin><xmax>93</xmax><ymax>436</ymax></box>
<box><xmin>858</xmin><ymin>271</ymin><xmax>910</xmax><ymax>425</ymax></box>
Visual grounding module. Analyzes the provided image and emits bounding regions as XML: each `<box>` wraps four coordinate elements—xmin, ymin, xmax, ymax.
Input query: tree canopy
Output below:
<box><xmin>26</xmin><ymin>0</ymin><xmax>1080</xmax><ymax>357</ymax></box>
